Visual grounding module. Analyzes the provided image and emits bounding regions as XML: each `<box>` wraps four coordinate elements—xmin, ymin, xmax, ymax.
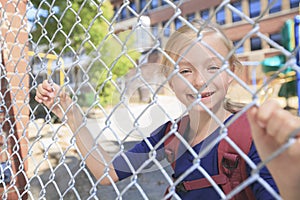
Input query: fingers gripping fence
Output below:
<box><xmin>0</xmin><ymin>0</ymin><xmax>298</xmax><ymax>199</ymax></box>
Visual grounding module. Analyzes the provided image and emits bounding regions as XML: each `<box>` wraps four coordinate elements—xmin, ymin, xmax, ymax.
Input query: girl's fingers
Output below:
<box><xmin>42</xmin><ymin>80</ymin><xmax>55</xmax><ymax>92</ymax></box>
<box><xmin>254</xmin><ymin>99</ymin><xmax>300</xmax><ymax>144</ymax></box>
<box><xmin>35</xmin><ymin>80</ymin><xmax>60</xmax><ymax>105</ymax></box>
<box><xmin>279</xmin><ymin>114</ymin><xmax>300</xmax><ymax>144</ymax></box>
<box><xmin>264</xmin><ymin>108</ymin><xmax>286</xmax><ymax>137</ymax></box>
<box><xmin>254</xmin><ymin>100</ymin><xmax>280</xmax><ymax>129</ymax></box>
<box><xmin>35</xmin><ymin>86</ymin><xmax>47</xmax><ymax>100</ymax></box>
<box><xmin>34</xmin><ymin>95</ymin><xmax>43</xmax><ymax>103</ymax></box>
<box><xmin>247</xmin><ymin>100</ymin><xmax>284</xmax><ymax>142</ymax></box>
<box><xmin>247</xmin><ymin>106</ymin><xmax>260</xmax><ymax>134</ymax></box>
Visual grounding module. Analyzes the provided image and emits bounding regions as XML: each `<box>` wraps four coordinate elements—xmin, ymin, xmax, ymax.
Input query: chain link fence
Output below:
<box><xmin>0</xmin><ymin>0</ymin><xmax>299</xmax><ymax>199</ymax></box>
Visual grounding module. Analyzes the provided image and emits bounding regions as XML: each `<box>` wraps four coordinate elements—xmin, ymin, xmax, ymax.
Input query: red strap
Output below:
<box><xmin>218</xmin><ymin>113</ymin><xmax>255</xmax><ymax>200</ymax></box>
<box><xmin>164</xmin><ymin>115</ymin><xmax>189</xmax><ymax>169</ymax></box>
<box><xmin>182</xmin><ymin>174</ymin><xmax>228</xmax><ymax>191</ymax></box>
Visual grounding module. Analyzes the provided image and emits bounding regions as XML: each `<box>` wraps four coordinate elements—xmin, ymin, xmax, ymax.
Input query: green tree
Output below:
<box><xmin>29</xmin><ymin>0</ymin><xmax>141</xmax><ymax>107</ymax></box>
<box><xmin>29</xmin><ymin>0</ymin><xmax>114</xmax><ymax>54</ymax></box>
<box><xmin>90</xmin><ymin>31</ymin><xmax>141</xmax><ymax>106</ymax></box>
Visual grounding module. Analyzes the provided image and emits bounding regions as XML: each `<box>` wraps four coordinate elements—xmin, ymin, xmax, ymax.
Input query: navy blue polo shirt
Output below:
<box><xmin>113</xmin><ymin>120</ymin><xmax>279</xmax><ymax>199</ymax></box>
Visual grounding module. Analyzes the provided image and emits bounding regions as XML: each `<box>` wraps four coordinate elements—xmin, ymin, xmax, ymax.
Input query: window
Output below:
<box><xmin>290</xmin><ymin>0</ymin><xmax>299</xmax><ymax>8</ymax></box>
<box><xmin>249</xmin><ymin>0</ymin><xmax>260</xmax><ymax>18</ymax></box>
<box><xmin>250</xmin><ymin>37</ymin><xmax>262</xmax><ymax>51</ymax></box>
<box><xmin>232</xmin><ymin>1</ymin><xmax>242</xmax><ymax>22</ymax></box>
<box><xmin>140</xmin><ymin>0</ymin><xmax>147</xmax><ymax>11</ymax></box>
<box><xmin>233</xmin><ymin>40</ymin><xmax>244</xmax><ymax>54</ymax></box>
<box><xmin>175</xmin><ymin>18</ymin><xmax>182</xmax><ymax>30</ymax></box>
<box><xmin>121</xmin><ymin>7</ymin><xmax>127</xmax><ymax>19</ymax></box>
<box><xmin>151</xmin><ymin>0</ymin><xmax>159</xmax><ymax>9</ymax></box>
<box><xmin>270</xmin><ymin>32</ymin><xmax>282</xmax><ymax>46</ymax></box>
<box><xmin>201</xmin><ymin>9</ymin><xmax>209</xmax><ymax>20</ymax></box>
<box><xmin>187</xmin><ymin>13</ymin><xmax>195</xmax><ymax>22</ymax></box>
<box><xmin>129</xmin><ymin>2</ymin><xmax>137</xmax><ymax>16</ymax></box>
<box><xmin>216</xmin><ymin>6</ymin><xmax>225</xmax><ymax>25</ymax></box>
<box><xmin>269</xmin><ymin>0</ymin><xmax>281</xmax><ymax>14</ymax></box>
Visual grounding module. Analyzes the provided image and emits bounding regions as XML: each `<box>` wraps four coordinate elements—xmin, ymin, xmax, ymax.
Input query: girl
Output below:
<box><xmin>35</xmin><ymin>21</ymin><xmax>278</xmax><ymax>199</ymax></box>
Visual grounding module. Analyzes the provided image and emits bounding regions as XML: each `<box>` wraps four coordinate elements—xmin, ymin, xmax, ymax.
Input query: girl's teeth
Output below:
<box><xmin>202</xmin><ymin>93</ymin><xmax>209</xmax><ymax>97</ymax></box>
<box><xmin>202</xmin><ymin>92</ymin><xmax>213</xmax><ymax>98</ymax></box>
<box><xmin>189</xmin><ymin>92</ymin><xmax>213</xmax><ymax>99</ymax></box>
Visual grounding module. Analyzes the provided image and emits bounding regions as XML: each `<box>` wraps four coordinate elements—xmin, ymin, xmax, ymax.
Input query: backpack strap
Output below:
<box><xmin>164</xmin><ymin>116</ymin><xmax>189</xmax><ymax>199</ymax></box>
<box><xmin>218</xmin><ymin>113</ymin><xmax>255</xmax><ymax>200</ymax></box>
<box><xmin>175</xmin><ymin>174</ymin><xmax>228</xmax><ymax>193</ymax></box>
<box><xmin>164</xmin><ymin>115</ymin><xmax>189</xmax><ymax>169</ymax></box>
<box><xmin>164</xmin><ymin>113</ymin><xmax>255</xmax><ymax>200</ymax></box>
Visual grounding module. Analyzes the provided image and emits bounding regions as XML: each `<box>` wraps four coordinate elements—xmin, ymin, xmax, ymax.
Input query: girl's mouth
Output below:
<box><xmin>188</xmin><ymin>91</ymin><xmax>215</xmax><ymax>99</ymax></box>
<box><xmin>201</xmin><ymin>91</ymin><xmax>215</xmax><ymax>98</ymax></box>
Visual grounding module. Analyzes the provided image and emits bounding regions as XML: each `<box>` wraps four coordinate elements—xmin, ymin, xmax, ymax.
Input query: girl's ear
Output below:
<box><xmin>227</xmin><ymin>60</ymin><xmax>240</xmax><ymax>84</ymax></box>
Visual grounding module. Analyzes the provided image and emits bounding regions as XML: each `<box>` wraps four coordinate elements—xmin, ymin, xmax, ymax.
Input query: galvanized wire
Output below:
<box><xmin>0</xmin><ymin>0</ymin><xmax>298</xmax><ymax>199</ymax></box>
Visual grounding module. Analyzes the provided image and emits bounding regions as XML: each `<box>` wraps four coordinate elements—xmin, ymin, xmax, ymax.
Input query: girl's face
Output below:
<box><xmin>169</xmin><ymin>34</ymin><xmax>233</xmax><ymax>112</ymax></box>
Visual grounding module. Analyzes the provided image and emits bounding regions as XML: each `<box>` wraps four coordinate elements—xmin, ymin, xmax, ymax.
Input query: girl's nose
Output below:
<box><xmin>192</xmin><ymin>71</ymin><xmax>207</xmax><ymax>90</ymax></box>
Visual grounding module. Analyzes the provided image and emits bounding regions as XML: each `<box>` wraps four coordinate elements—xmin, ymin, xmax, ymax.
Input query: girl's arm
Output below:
<box><xmin>247</xmin><ymin>143</ymin><xmax>279</xmax><ymax>200</ymax></box>
<box><xmin>247</xmin><ymin>99</ymin><xmax>300</xmax><ymax>200</ymax></box>
<box><xmin>35</xmin><ymin>80</ymin><xmax>119</xmax><ymax>185</ymax></box>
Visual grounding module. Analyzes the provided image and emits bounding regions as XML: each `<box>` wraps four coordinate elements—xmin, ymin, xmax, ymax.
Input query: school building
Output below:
<box><xmin>111</xmin><ymin>0</ymin><xmax>298</xmax><ymax>52</ymax></box>
<box><xmin>111</xmin><ymin>0</ymin><xmax>299</xmax><ymax>105</ymax></box>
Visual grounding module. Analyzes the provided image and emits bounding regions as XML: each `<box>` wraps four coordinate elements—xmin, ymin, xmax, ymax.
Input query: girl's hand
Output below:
<box><xmin>247</xmin><ymin>99</ymin><xmax>300</xmax><ymax>158</ymax></box>
<box><xmin>247</xmin><ymin>99</ymin><xmax>300</xmax><ymax>200</ymax></box>
<box><xmin>35</xmin><ymin>80</ymin><xmax>68</xmax><ymax>119</ymax></box>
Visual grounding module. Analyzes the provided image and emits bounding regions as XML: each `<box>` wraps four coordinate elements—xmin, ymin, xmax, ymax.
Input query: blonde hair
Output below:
<box><xmin>161</xmin><ymin>20</ymin><xmax>242</xmax><ymax>75</ymax></box>
<box><xmin>161</xmin><ymin>20</ymin><xmax>244</xmax><ymax>113</ymax></box>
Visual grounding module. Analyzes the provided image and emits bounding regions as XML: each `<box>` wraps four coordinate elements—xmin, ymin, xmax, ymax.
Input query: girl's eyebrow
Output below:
<box><xmin>179</xmin><ymin>56</ymin><xmax>219</xmax><ymax>67</ymax></box>
<box><xmin>178</xmin><ymin>60</ymin><xmax>191</xmax><ymax>66</ymax></box>
<box><xmin>209</xmin><ymin>56</ymin><xmax>224</xmax><ymax>66</ymax></box>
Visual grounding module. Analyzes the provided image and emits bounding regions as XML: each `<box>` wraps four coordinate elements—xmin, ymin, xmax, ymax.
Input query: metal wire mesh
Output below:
<box><xmin>0</xmin><ymin>0</ymin><xmax>299</xmax><ymax>199</ymax></box>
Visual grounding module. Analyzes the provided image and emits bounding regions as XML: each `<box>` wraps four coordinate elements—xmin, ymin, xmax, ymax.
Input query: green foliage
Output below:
<box><xmin>30</xmin><ymin>0</ymin><xmax>141</xmax><ymax>107</ymax></box>
<box><xmin>89</xmin><ymin>31</ymin><xmax>141</xmax><ymax>106</ymax></box>
<box><xmin>30</xmin><ymin>0</ymin><xmax>114</xmax><ymax>54</ymax></box>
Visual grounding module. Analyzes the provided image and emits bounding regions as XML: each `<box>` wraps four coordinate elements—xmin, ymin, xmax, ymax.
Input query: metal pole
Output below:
<box><xmin>295</xmin><ymin>15</ymin><xmax>300</xmax><ymax>115</ymax></box>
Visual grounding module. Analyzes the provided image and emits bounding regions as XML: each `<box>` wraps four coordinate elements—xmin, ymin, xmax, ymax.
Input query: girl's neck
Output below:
<box><xmin>187</xmin><ymin>108</ymin><xmax>232</xmax><ymax>146</ymax></box>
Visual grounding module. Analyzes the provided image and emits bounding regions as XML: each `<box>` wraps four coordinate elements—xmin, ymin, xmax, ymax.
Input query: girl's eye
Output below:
<box><xmin>208</xmin><ymin>66</ymin><xmax>220</xmax><ymax>72</ymax></box>
<box><xmin>179</xmin><ymin>69</ymin><xmax>192</xmax><ymax>74</ymax></box>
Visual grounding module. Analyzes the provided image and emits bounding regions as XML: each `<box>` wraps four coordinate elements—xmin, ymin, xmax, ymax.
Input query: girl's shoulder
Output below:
<box><xmin>149</xmin><ymin>121</ymin><xmax>170</xmax><ymax>139</ymax></box>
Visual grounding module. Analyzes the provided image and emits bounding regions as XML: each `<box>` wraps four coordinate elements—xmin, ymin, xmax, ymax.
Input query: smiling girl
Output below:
<box><xmin>35</xmin><ymin>21</ymin><xmax>279</xmax><ymax>199</ymax></box>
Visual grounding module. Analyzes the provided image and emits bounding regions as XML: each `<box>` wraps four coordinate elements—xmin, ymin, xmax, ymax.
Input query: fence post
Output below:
<box><xmin>0</xmin><ymin>0</ymin><xmax>29</xmax><ymax>199</ymax></box>
<box><xmin>295</xmin><ymin>15</ymin><xmax>300</xmax><ymax>115</ymax></box>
